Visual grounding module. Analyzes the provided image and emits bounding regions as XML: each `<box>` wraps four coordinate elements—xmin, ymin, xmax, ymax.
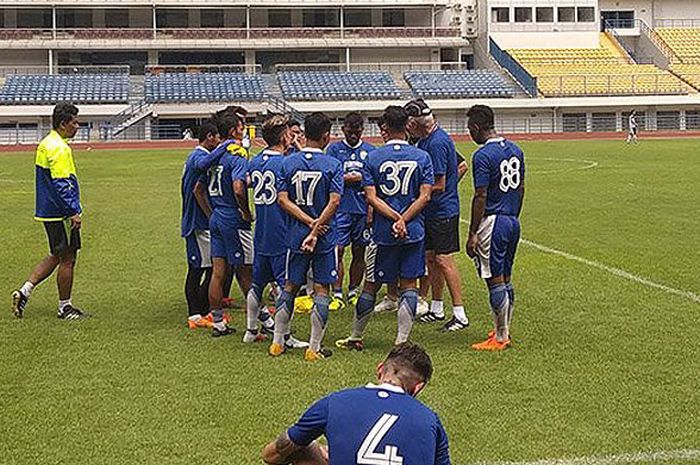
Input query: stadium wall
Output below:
<box><xmin>488</xmin><ymin>32</ymin><xmax>600</xmax><ymax>49</ymax></box>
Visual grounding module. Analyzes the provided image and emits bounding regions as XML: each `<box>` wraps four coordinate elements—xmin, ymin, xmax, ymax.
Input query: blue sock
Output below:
<box><xmin>355</xmin><ymin>292</ymin><xmax>376</xmax><ymax>320</ymax></box>
<box><xmin>504</xmin><ymin>282</ymin><xmax>514</xmax><ymax>305</ymax></box>
<box><xmin>488</xmin><ymin>283</ymin><xmax>510</xmax><ymax>341</ymax></box>
<box><xmin>310</xmin><ymin>295</ymin><xmax>331</xmax><ymax>351</ymax></box>
<box><xmin>273</xmin><ymin>290</ymin><xmax>294</xmax><ymax>345</ymax></box>
<box><xmin>397</xmin><ymin>288</ymin><xmax>418</xmax><ymax>344</ymax></box>
<box><xmin>399</xmin><ymin>288</ymin><xmax>419</xmax><ymax>318</ymax></box>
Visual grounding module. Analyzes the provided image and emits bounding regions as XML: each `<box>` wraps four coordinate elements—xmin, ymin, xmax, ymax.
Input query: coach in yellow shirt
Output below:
<box><xmin>11</xmin><ymin>103</ymin><xmax>89</xmax><ymax>320</ymax></box>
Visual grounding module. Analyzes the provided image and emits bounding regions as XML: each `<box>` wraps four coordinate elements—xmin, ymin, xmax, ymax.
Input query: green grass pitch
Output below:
<box><xmin>0</xmin><ymin>139</ymin><xmax>698</xmax><ymax>465</ymax></box>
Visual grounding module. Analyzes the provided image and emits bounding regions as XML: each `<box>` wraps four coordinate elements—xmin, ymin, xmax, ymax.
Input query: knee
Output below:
<box><xmin>58</xmin><ymin>251</ymin><xmax>76</xmax><ymax>267</ymax></box>
<box><xmin>435</xmin><ymin>254</ymin><xmax>455</xmax><ymax>271</ymax></box>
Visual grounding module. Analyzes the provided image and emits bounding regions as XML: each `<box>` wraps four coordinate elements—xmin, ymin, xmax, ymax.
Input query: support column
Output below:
<box><xmin>246</xmin><ymin>7</ymin><xmax>250</xmax><ymax>39</ymax></box>
<box><xmin>340</xmin><ymin>6</ymin><xmax>344</xmax><ymax>39</ymax></box>
<box><xmin>615</xmin><ymin>111</ymin><xmax>623</xmax><ymax>132</ymax></box>
<box><xmin>152</xmin><ymin>6</ymin><xmax>157</xmax><ymax>39</ymax></box>
<box><xmin>680</xmin><ymin>109</ymin><xmax>687</xmax><ymax>131</ymax></box>
<box><xmin>147</xmin><ymin>50</ymin><xmax>158</xmax><ymax>65</ymax></box>
<box><xmin>52</xmin><ymin>6</ymin><xmax>57</xmax><ymax>40</ymax></box>
<box><xmin>245</xmin><ymin>50</ymin><xmax>255</xmax><ymax>73</ymax></box>
<box><xmin>431</xmin><ymin>6</ymin><xmax>436</xmax><ymax>37</ymax></box>
<box><xmin>345</xmin><ymin>47</ymin><xmax>350</xmax><ymax>71</ymax></box>
<box><xmin>585</xmin><ymin>112</ymin><xmax>593</xmax><ymax>133</ymax></box>
<box><xmin>48</xmin><ymin>49</ymin><xmax>54</xmax><ymax>74</ymax></box>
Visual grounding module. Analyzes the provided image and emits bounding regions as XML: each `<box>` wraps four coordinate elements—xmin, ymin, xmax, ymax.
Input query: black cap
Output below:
<box><xmin>404</xmin><ymin>98</ymin><xmax>432</xmax><ymax>117</ymax></box>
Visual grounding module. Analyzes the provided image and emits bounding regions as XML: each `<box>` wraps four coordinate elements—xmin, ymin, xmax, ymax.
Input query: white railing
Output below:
<box><xmin>536</xmin><ymin>73</ymin><xmax>688</xmax><ymax>96</ymax></box>
<box><xmin>145</xmin><ymin>64</ymin><xmax>262</xmax><ymax>75</ymax></box>
<box><xmin>654</xmin><ymin>19</ymin><xmax>700</xmax><ymax>28</ymax></box>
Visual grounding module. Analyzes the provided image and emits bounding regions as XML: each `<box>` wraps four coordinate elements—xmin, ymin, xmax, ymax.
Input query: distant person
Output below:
<box><xmin>12</xmin><ymin>103</ymin><xmax>88</xmax><ymax>320</ymax></box>
<box><xmin>180</xmin><ymin>121</ymin><xmax>220</xmax><ymax>329</ymax></box>
<box><xmin>465</xmin><ymin>105</ymin><xmax>525</xmax><ymax>351</ymax></box>
<box><xmin>326</xmin><ymin>112</ymin><xmax>374</xmax><ymax>306</ymax></box>
<box><xmin>262</xmin><ymin>342</ymin><xmax>450</xmax><ymax>465</ymax></box>
<box><xmin>626</xmin><ymin>110</ymin><xmax>639</xmax><ymax>144</ymax></box>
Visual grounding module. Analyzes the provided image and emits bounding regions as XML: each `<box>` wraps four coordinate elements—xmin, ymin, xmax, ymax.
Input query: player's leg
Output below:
<box><xmin>305</xmin><ymin>250</ymin><xmax>338</xmax><ymax>360</ymax></box>
<box><xmin>55</xmin><ymin>224</ymin><xmax>86</xmax><ymax>319</ymax></box>
<box><xmin>270</xmin><ymin>253</ymin><xmax>307</xmax><ymax>350</ymax></box>
<box><xmin>333</xmin><ymin>212</ymin><xmax>352</xmax><ymax>299</ymax></box>
<box><xmin>503</xmin><ymin>217</ymin><xmax>521</xmax><ymax>331</ymax></box>
<box><xmin>185</xmin><ymin>231</ymin><xmax>213</xmax><ymax>328</ymax></box>
<box><xmin>233</xmin><ymin>228</ymin><xmax>254</xmax><ymax>296</ymax></box>
<box><xmin>208</xmin><ymin>216</ymin><xmax>234</xmax><ymax>336</ymax></box>
<box><xmin>270</xmin><ymin>251</ymin><xmax>304</xmax><ymax>356</ymax></box>
<box><xmin>333</xmin><ymin>244</ymin><xmax>346</xmax><ymax>300</ymax></box>
<box><xmin>417</xmin><ymin>249</ymin><xmax>444</xmax><ymax>323</ymax></box>
<box><xmin>395</xmin><ymin>243</ymin><xmax>424</xmax><ymax>345</ymax></box>
<box><xmin>433</xmin><ymin>217</ymin><xmax>468</xmax><ymax>331</ymax></box>
<box><xmin>246</xmin><ymin>254</ymin><xmax>270</xmax><ymax>342</ymax></box>
<box><xmin>347</xmin><ymin>215</ymin><xmax>369</xmax><ymax>303</ymax></box>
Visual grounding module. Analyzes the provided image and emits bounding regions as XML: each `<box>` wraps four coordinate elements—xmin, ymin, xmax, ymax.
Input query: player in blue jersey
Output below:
<box><xmin>406</xmin><ymin>99</ymin><xmax>469</xmax><ymax>333</ymax></box>
<box><xmin>335</xmin><ymin>106</ymin><xmax>433</xmax><ymax>350</ymax></box>
<box><xmin>326</xmin><ymin>112</ymin><xmax>374</xmax><ymax>306</ymax></box>
<box><xmin>262</xmin><ymin>342</ymin><xmax>450</xmax><ymax>465</ymax></box>
<box><xmin>195</xmin><ymin>113</ymin><xmax>255</xmax><ymax>337</ymax></box>
<box><xmin>181</xmin><ymin>122</ymin><xmax>220</xmax><ymax>329</ymax></box>
<box><xmin>270</xmin><ymin>112</ymin><xmax>343</xmax><ymax>361</ymax></box>
<box><xmin>465</xmin><ymin>105</ymin><xmax>525</xmax><ymax>351</ymax></box>
<box><xmin>245</xmin><ymin>114</ymin><xmax>308</xmax><ymax>350</ymax></box>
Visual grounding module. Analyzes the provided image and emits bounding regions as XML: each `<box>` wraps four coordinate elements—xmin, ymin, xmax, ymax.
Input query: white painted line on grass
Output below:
<box><xmin>475</xmin><ymin>448</ymin><xmax>700</xmax><ymax>465</ymax></box>
<box><xmin>458</xmin><ymin>219</ymin><xmax>700</xmax><ymax>304</ymax></box>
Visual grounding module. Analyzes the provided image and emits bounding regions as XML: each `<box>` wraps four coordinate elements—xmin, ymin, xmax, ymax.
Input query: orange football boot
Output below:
<box><xmin>187</xmin><ymin>317</ymin><xmax>213</xmax><ymax>329</ymax></box>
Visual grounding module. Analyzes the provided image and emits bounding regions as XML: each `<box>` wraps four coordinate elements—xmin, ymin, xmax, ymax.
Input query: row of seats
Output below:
<box><xmin>0</xmin><ymin>29</ymin><xmax>39</xmax><ymax>40</ymax></box>
<box><xmin>0</xmin><ymin>74</ymin><xmax>129</xmax><ymax>105</ymax></box>
<box><xmin>405</xmin><ymin>70</ymin><xmax>514</xmax><ymax>99</ymax></box>
<box><xmin>278</xmin><ymin>71</ymin><xmax>401</xmax><ymax>101</ymax></box>
<box><xmin>145</xmin><ymin>72</ymin><xmax>266</xmax><ymax>103</ymax></box>
<box><xmin>509</xmin><ymin>33</ymin><xmax>689</xmax><ymax>96</ymax></box>
<box><xmin>655</xmin><ymin>27</ymin><xmax>700</xmax><ymax>63</ymax></box>
<box><xmin>69</xmin><ymin>29</ymin><xmax>153</xmax><ymax>40</ymax></box>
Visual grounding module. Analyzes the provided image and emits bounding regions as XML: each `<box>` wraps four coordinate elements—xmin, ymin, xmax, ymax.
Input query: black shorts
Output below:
<box><xmin>425</xmin><ymin>215</ymin><xmax>460</xmax><ymax>254</ymax></box>
<box><xmin>44</xmin><ymin>220</ymin><xmax>81</xmax><ymax>256</ymax></box>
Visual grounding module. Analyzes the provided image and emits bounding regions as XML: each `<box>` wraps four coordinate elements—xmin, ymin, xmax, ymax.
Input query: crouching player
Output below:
<box><xmin>336</xmin><ymin>106</ymin><xmax>433</xmax><ymax>349</ymax></box>
<box><xmin>181</xmin><ymin>122</ymin><xmax>220</xmax><ymax>328</ymax></box>
<box><xmin>465</xmin><ymin>105</ymin><xmax>525</xmax><ymax>351</ymax></box>
<box><xmin>246</xmin><ymin>114</ymin><xmax>307</xmax><ymax>350</ymax></box>
<box><xmin>270</xmin><ymin>112</ymin><xmax>343</xmax><ymax>361</ymax></box>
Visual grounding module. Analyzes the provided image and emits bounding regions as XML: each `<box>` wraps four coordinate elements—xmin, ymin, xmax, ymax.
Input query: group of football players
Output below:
<box><xmin>181</xmin><ymin>100</ymin><xmax>525</xmax><ymax>361</ymax></box>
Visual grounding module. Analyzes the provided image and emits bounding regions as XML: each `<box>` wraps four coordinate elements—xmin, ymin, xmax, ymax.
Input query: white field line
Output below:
<box><xmin>475</xmin><ymin>448</ymin><xmax>700</xmax><ymax>465</ymax></box>
<box><xmin>532</xmin><ymin>157</ymin><xmax>599</xmax><ymax>175</ymax></box>
<box><xmin>459</xmin><ymin>219</ymin><xmax>700</xmax><ymax>305</ymax></box>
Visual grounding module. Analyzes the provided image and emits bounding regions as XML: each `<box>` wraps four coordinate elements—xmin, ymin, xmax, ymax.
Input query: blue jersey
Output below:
<box><xmin>472</xmin><ymin>137</ymin><xmax>525</xmax><ymax>217</ymax></box>
<box><xmin>418</xmin><ymin>126</ymin><xmax>460</xmax><ymax>219</ymax></box>
<box><xmin>249</xmin><ymin>148</ymin><xmax>288</xmax><ymax>256</ymax></box>
<box><xmin>287</xmin><ymin>383</ymin><xmax>450</xmax><ymax>465</ymax></box>
<box><xmin>363</xmin><ymin>141</ymin><xmax>434</xmax><ymax>246</ymax></box>
<box><xmin>327</xmin><ymin>139</ymin><xmax>374</xmax><ymax>215</ymax></box>
<box><xmin>181</xmin><ymin>146</ymin><xmax>210</xmax><ymax>237</ymax></box>
<box><xmin>206</xmin><ymin>139</ymin><xmax>250</xmax><ymax>225</ymax></box>
<box><xmin>278</xmin><ymin>149</ymin><xmax>344</xmax><ymax>254</ymax></box>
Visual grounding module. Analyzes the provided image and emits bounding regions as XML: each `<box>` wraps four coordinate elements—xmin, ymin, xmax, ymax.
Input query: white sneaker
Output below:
<box><xmin>374</xmin><ymin>296</ymin><xmax>398</xmax><ymax>313</ymax></box>
<box><xmin>416</xmin><ymin>297</ymin><xmax>430</xmax><ymax>317</ymax></box>
<box><xmin>284</xmin><ymin>335</ymin><xmax>309</xmax><ymax>349</ymax></box>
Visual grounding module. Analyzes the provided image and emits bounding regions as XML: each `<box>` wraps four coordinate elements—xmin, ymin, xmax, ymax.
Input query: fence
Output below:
<box><xmin>654</xmin><ymin>19</ymin><xmax>700</xmax><ymax>28</ymax></box>
<box><xmin>488</xmin><ymin>38</ymin><xmax>538</xmax><ymax>97</ymax></box>
<box><xmin>535</xmin><ymin>73</ymin><xmax>689</xmax><ymax>96</ymax></box>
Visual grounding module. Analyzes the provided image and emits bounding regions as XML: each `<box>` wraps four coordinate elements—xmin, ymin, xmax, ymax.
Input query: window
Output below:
<box><xmin>491</xmin><ymin>7</ymin><xmax>510</xmax><ymax>23</ymax></box>
<box><xmin>200</xmin><ymin>9</ymin><xmax>224</xmax><ymax>28</ymax></box>
<box><xmin>57</xmin><ymin>9</ymin><xmax>93</xmax><ymax>28</ymax></box>
<box><xmin>577</xmin><ymin>7</ymin><xmax>595</xmax><ymax>23</ymax></box>
<box><xmin>268</xmin><ymin>9</ymin><xmax>292</xmax><ymax>28</ymax></box>
<box><xmin>382</xmin><ymin>9</ymin><xmax>405</xmax><ymax>27</ymax></box>
<box><xmin>536</xmin><ymin>7</ymin><xmax>554</xmax><ymax>23</ymax></box>
<box><xmin>591</xmin><ymin>113</ymin><xmax>616</xmax><ymax>132</ymax></box>
<box><xmin>344</xmin><ymin>9</ymin><xmax>371</xmax><ymax>27</ymax></box>
<box><xmin>156</xmin><ymin>9</ymin><xmax>188</xmax><ymax>28</ymax></box>
<box><xmin>303</xmin><ymin>9</ymin><xmax>339</xmax><ymax>28</ymax></box>
<box><xmin>17</xmin><ymin>9</ymin><xmax>52</xmax><ymax>28</ymax></box>
<box><xmin>105</xmin><ymin>9</ymin><xmax>129</xmax><ymax>29</ymax></box>
<box><xmin>686</xmin><ymin>111</ymin><xmax>700</xmax><ymax>130</ymax></box>
<box><xmin>657</xmin><ymin>111</ymin><xmax>680</xmax><ymax>130</ymax></box>
<box><xmin>515</xmin><ymin>7</ymin><xmax>532</xmax><ymax>23</ymax></box>
<box><xmin>562</xmin><ymin>113</ymin><xmax>586</xmax><ymax>132</ymax></box>
<box><xmin>558</xmin><ymin>7</ymin><xmax>575</xmax><ymax>23</ymax></box>
<box><xmin>601</xmin><ymin>11</ymin><xmax>635</xmax><ymax>28</ymax></box>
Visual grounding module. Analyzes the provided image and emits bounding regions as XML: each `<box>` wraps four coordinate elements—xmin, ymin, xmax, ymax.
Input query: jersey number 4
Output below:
<box><xmin>291</xmin><ymin>171</ymin><xmax>322</xmax><ymax>206</ymax></box>
<box><xmin>499</xmin><ymin>157</ymin><xmax>521</xmax><ymax>193</ymax></box>
<box><xmin>379</xmin><ymin>161</ymin><xmax>417</xmax><ymax>196</ymax></box>
<box><xmin>357</xmin><ymin>413</ymin><xmax>404</xmax><ymax>465</ymax></box>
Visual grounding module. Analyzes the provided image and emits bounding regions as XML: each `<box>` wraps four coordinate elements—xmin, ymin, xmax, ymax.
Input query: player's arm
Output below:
<box><xmin>516</xmin><ymin>184</ymin><xmax>525</xmax><ymax>218</ymax></box>
<box><xmin>278</xmin><ymin>191</ymin><xmax>316</xmax><ymax>227</ymax></box>
<box><xmin>193</xmin><ymin>145</ymin><xmax>224</xmax><ymax>171</ymax></box>
<box><xmin>466</xmin><ymin>186</ymin><xmax>487</xmax><ymax>258</ymax></box>
<box><xmin>46</xmin><ymin>146</ymin><xmax>82</xmax><ymax>228</ymax></box>
<box><xmin>456</xmin><ymin>152</ymin><xmax>469</xmax><ymax>182</ymax></box>
<box><xmin>432</xmin><ymin>175</ymin><xmax>446</xmax><ymax>193</ymax></box>
<box><xmin>344</xmin><ymin>171</ymin><xmax>362</xmax><ymax>184</ymax></box>
<box><xmin>434</xmin><ymin>415</ymin><xmax>452</xmax><ymax>465</ymax></box>
<box><xmin>400</xmin><ymin>183</ymin><xmax>432</xmax><ymax>223</ymax></box>
<box><xmin>364</xmin><ymin>186</ymin><xmax>401</xmax><ymax>222</ymax></box>
<box><xmin>262</xmin><ymin>432</ymin><xmax>304</xmax><ymax>464</ymax></box>
<box><xmin>193</xmin><ymin>180</ymin><xmax>213</xmax><ymax>218</ymax></box>
<box><xmin>233</xmin><ymin>179</ymin><xmax>253</xmax><ymax>222</ymax></box>
<box><xmin>263</xmin><ymin>397</ymin><xmax>329</xmax><ymax>464</ymax></box>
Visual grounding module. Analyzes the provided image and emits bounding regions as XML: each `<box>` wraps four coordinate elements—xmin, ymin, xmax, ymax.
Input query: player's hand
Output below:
<box><xmin>310</xmin><ymin>219</ymin><xmax>329</xmax><ymax>236</ymax></box>
<box><xmin>69</xmin><ymin>214</ymin><xmax>82</xmax><ymax>230</ymax></box>
<box><xmin>466</xmin><ymin>233</ymin><xmax>479</xmax><ymax>258</ymax></box>
<box><xmin>240</xmin><ymin>209</ymin><xmax>254</xmax><ymax>223</ymax></box>
<box><xmin>301</xmin><ymin>234</ymin><xmax>318</xmax><ymax>254</ymax></box>
<box><xmin>392</xmin><ymin>218</ymin><xmax>407</xmax><ymax>240</ymax></box>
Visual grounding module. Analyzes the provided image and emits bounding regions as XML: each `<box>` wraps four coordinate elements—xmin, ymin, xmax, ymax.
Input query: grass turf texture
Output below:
<box><xmin>0</xmin><ymin>139</ymin><xmax>698</xmax><ymax>465</ymax></box>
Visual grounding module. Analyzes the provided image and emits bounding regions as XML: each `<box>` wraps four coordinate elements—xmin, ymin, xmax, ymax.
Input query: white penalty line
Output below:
<box><xmin>458</xmin><ymin>219</ymin><xmax>700</xmax><ymax>305</ymax></box>
<box><xmin>475</xmin><ymin>448</ymin><xmax>700</xmax><ymax>465</ymax></box>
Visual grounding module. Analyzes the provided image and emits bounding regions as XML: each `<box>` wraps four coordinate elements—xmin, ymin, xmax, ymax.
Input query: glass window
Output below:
<box><xmin>491</xmin><ymin>7</ymin><xmax>510</xmax><ymax>23</ymax></box>
<box><xmin>577</xmin><ymin>7</ymin><xmax>595</xmax><ymax>23</ymax></box>
<box><xmin>156</xmin><ymin>9</ymin><xmax>188</xmax><ymax>28</ymax></box>
<box><xmin>344</xmin><ymin>9</ymin><xmax>371</xmax><ymax>27</ymax></box>
<box><xmin>558</xmin><ymin>7</ymin><xmax>575</xmax><ymax>23</ymax></box>
<box><xmin>200</xmin><ymin>10</ymin><xmax>224</xmax><ymax>28</ymax></box>
<box><xmin>57</xmin><ymin>9</ymin><xmax>93</xmax><ymax>28</ymax></box>
<box><xmin>303</xmin><ymin>9</ymin><xmax>339</xmax><ymax>28</ymax></box>
<box><xmin>382</xmin><ymin>9</ymin><xmax>405</xmax><ymax>27</ymax></box>
<box><xmin>17</xmin><ymin>9</ymin><xmax>52</xmax><ymax>29</ymax></box>
<box><xmin>105</xmin><ymin>9</ymin><xmax>129</xmax><ymax>29</ymax></box>
<box><xmin>268</xmin><ymin>9</ymin><xmax>291</xmax><ymax>28</ymax></box>
<box><xmin>536</xmin><ymin>7</ymin><xmax>554</xmax><ymax>23</ymax></box>
<box><xmin>515</xmin><ymin>7</ymin><xmax>532</xmax><ymax>23</ymax></box>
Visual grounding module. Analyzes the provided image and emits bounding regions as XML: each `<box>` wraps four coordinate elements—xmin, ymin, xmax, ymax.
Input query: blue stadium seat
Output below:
<box><xmin>144</xmin><ymin>72</ymin><xmax>267</xmax><ymax>103</ymax></box>
<box><xmin>404</xmin><ymin>70</ymin><xmax>515</xmax><ymax>99</ymax></box>
<box><xmin>277</xmin><ymin>71</ymin><xmax>401</xmax><ymax>101</ymax></box>
<box><xmin>0</xmin><ymin>74</ymin><xmax>129</xmax><ymax>105</ymax></box>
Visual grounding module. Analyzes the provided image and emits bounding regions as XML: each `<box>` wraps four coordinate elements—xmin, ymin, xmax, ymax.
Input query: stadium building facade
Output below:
<box><xmin>1</xmin><ymin>0</ymin><xmax>700</xmax><ymax>143</ymax></box>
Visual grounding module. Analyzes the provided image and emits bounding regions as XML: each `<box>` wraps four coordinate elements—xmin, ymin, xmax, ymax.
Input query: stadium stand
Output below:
<box><xmin>405</xmin><ymin>69</ymin><xmax>515</xmax><ymax>98</ymax></box>
<box><xmin>277</xmin><ymin>71</ymin><xmax>401</xmax><ymax>101</ymax></box>
<box><xmin>654</xmin><ymin>28</ymin><xmax>700</xmax><ymax>89</ymax></box>
<box><xmin>0</xmin><ymin>74</ymin><xmax>129</xmax><ymax>105</ymax></box>
<box><xmin>145</xmin><ymin>72</ymin><xmax>266</xmax><ymax>103</ymax></box>
<box><xmin>509</xmin><ymin>33</ymin><xmax>689</xmax><ymax>96</ymax></box>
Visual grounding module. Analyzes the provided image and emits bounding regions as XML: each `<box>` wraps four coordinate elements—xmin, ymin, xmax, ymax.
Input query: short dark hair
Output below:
<box><xmin>214</xmin><ymin>113</ymin><xmax>242</xmax><ymax>138</ymax></box>
<box><xmin>198</xmin><ymin>121</ymin><xmax>219</xmax><ymax>142</ymax></box>
<box><xmin>343</xmin><ymin>112</ymin><xmax>364</xmax><ymax>129</ymax></box>
<box><xmin>384</xmin><ymin>342</ymin><xmax>433</xmax><ymax>384</ymax></box>
<box><xmin>466</xmin><ymin>105</ymin><xmax>495</xmax><ymax>131</ymax></box>
<box><xmin>52</xmin><ymin>103</ymin><xmax>79</xmax><ymax>130</ymax></box>
<box><xmin>378</xmin><ymin>106</ymin><xmax>409</xmax><ymax>133</ymax></box>
<box><xmin>304</xmin><ymin>112</ymin><xmax>331</xmax><ymax>141</ymax></box>
<box><xmin>288</xmin><ymin>118</ymin><xmax>302</xmax><ymax>129</ymax></box>
<box><xmin>216</xmin><ymin>105</ymin><xmax>248</xmax><ymax>121</ymax></box>
<box><xmin>261</xmin><ymin>114</ymin><xmax>289</xmax><ymax>146</ymax></box>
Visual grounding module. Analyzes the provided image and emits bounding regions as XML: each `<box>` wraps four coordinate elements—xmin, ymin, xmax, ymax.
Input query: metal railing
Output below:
<box><xmin>489</xmin><ymin>37</ymin><xmax>537</xmax><ymax>97</ymax></box>
<box><xmin>654</xmin><ymin>19</ymin><xmax>700</xmax><ymax>28</ymax></box>
<box><xmin>536</xmin><ymin>73</ymin><xmax>688</xmax><ymax>96</ymax></box>
<box><xmin>0</xmin><ymin>64</ymin><xmax>129</xmax><ymax>79</ymax></box>
<box><xmin>603</xmin><ymin>19</ymin><xmax>637</xmax><ymax>29</ymax></box>
<box><xmin>145</xmin><ymin>64</ymin><xmax>262</xmax><ymax>75</ymax></box>
<box><xmin>637</xmin><ymin>19</ymin><xmax>681</xmax><ymax>64</ymax></box>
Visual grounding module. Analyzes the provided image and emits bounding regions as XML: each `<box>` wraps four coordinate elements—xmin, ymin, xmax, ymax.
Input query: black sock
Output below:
<box><xmin>223</xmin><ymin>265</ymin><xmax>234</xmax><ymax>299</ymax></box>
<box><xmin>185</xmin><ymin>267</ymin><xmax>205</xmax><ymax>317</ymax></box>
<box><xmin>198</xmin><ymin>268</ymin><xmax>212</xmax><ymax>315</ymax></box>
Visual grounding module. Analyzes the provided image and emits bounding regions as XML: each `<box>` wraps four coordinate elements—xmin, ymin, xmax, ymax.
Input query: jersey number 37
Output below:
<box><xmin>357</xmin><ymin>413</ymin><xmax>404</xmax><ymax>465</ymax></box>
